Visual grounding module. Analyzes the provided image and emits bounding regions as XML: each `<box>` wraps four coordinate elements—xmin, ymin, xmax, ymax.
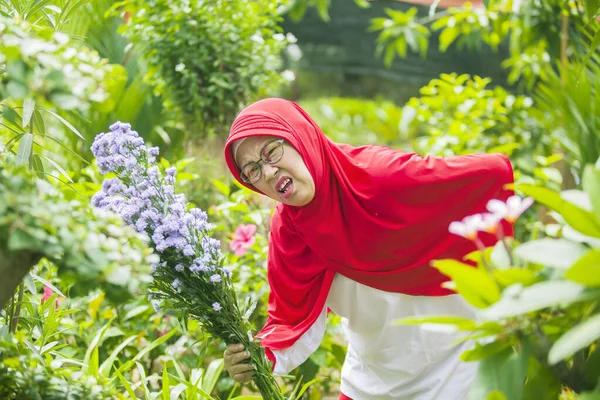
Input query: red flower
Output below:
<box><xmin>229</xmin><ymin>224</ymin><xmax>257</xmax><ymax>256</ymax></box>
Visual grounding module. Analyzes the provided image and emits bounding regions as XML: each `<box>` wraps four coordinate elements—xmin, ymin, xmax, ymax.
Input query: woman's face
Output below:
<box><xmin>234</xmin><ymin>136</ymin><xmax>315</xmax><ymax>207</ymax></box>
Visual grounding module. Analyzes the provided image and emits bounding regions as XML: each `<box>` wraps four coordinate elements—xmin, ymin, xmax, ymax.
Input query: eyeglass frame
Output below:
<box><xmin>239</xmin><ymin>139</ymin><xmax>285</xmax><ymax>184</ymax></box>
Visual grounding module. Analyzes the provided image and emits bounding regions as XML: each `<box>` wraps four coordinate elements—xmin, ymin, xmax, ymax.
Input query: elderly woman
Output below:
<box><xmin>221</xmin><ymin>98</ymin><xmax>513</xmax><ymax>400</ymax></box>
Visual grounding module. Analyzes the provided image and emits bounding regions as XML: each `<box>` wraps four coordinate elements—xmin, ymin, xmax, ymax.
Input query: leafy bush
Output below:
<box><xmin>0</xmin><ymin>148</ymin><xmax>155</xmax><ymax>306</ymax></box>
<box><xmin>0</xmin><ymin>336</ymin><xmax>119</xmax><ymax>400</ymax></box>
<box><xmin>299</xmin><ymin>97</ymin><xmax>405</xmax><ymax>146</ymax></box>
<box><xmin>402</xmin><ymin>73</ymin><xmax>550</xmax><ymax>168</ymax></box>
<box><xmin>401</xmin><ymin>160</ymin><xmax>600</xmax><ymax>399</ymax></box>
<box><xmin>112</xmin><ymin>0</ymin><xmax>289</xmax><ymax>136</ymax></box>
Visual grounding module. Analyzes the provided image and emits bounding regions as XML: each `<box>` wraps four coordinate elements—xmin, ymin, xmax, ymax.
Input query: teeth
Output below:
<box><xmin>278</xmin><ymin>178</ymin><xmax>291</xmax><ymax>192</ymax></box>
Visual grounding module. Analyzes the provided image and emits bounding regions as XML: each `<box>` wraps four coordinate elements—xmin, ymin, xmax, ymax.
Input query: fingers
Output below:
<box><xmin>233</xmin><ymin>369</ymin><xmax>255</xmax><ymax>383</ymax></box>
<box><xmin>224</xmin><ymin>344</ymin><xmax>245</xmax><ymax>357</ymax></box>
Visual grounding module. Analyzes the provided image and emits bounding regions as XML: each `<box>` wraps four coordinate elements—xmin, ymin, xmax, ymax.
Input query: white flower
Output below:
<box><xmin>175</xmin><ymin>63</ymin><xmax>186</xmax><ymax>72</ymax></box>
<box><xmin>448</xmin><ymin>214</ymin><xmax>482</xmax><ymax>241</ymax></box>
<box><xmin>286</xmin><ymin>32</ymin><xmax>298</xmax><ymax>43</ymax></box>
<box><xmin>478</xmin><ymin>213</ymin><xmax>502</xmax><ymax>234</ymax></box>
<box><xmin>281</xmin><ymin>70</ymin><xmax>295</xmax><ymax>81</ymax></box>
<box><xmin>287</xmin><ymin>44</ymin><xmax>302</xmax><ymax>61</ymax></box>
<box><xmin>273</xmin><ymin>33</ymin><xmax>285</xmax><ymax>42</ymax></box>
<box><xmin>487</xmin><ymin>195</ymin><xmax>534</xmax><ymax>224</ymax></box>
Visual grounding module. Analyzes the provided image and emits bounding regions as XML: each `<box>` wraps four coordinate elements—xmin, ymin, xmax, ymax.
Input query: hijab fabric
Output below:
<box><xmin>223</xmin><ymin>98</ymin><xmax>514</xmax><ymax>355</ymax></box>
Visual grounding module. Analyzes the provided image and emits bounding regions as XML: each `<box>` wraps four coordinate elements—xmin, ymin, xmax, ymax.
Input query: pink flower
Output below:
<box><xmin>229</xmin><ymin>224</ymin><xmax>257</xmax><ymax>256</ymax></box>
<box><xmin>41</xmin><ymin>286</ymin><xmax>60</xmax><ymax>309</ymax></box>
<box><xmin>487</xmin><ymin>196</ymin><xmax>534</xmax><ymax>224</ymax></box>
<box><xmin>448</xmin><ymin>214</ymin><xmax>483</xmax><ymax>241</ymax></box>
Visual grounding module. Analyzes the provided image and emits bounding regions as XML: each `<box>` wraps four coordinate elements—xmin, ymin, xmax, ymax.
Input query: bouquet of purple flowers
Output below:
<box><xmin>91</xmin><ymin>122</ymin><xmax>284</xmax><ymax>399</ymax></box>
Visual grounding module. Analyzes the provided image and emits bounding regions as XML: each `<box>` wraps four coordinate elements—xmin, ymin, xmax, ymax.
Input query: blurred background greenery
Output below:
<box><xmin>1</xmin><ymin>0</ymin><xmax>600</xmax><ymax>398</ymax></box>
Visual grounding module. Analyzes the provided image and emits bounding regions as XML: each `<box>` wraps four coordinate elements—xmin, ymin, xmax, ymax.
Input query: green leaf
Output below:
<box><xmin>565</xmin><ymin>249</ymin><xmax>600</xmax><ymax>287</ymax></box>
<box><xmin>23</xmin><ymin>272</ymin><xmax>37</xmax><ymax>295</ymax></box>
<box><xmin>461</xmin><ymin>340</ymin><xmax>512</xmax><ymax>362</ymax></box>
<box><xmin>99</xmin><ymin>335</ymin><xmax>137</xmax><ymax>378</ymax></box>
<box><xmin>468</xmin><ymin>345</ymin><xmax>529</xmax><ymax>400</ymax></box>
<box><xmin>583</xmin><ymin>164</ymin><xmax>600</xmax><ymax>220</ymax></box>
<box><xmin>202</xmin><ymin>358</ymin><xmax>223</xmax><ymax>393</ymax></box>
<box><xmin>123</xmin><ymin>305</ymin><xmax>150</xmax><ymax>321</ymax></box>
<box><xmin>516</xmin><ymin>184</ymin><xmax>600</xmax><ymax>238</ymax></box>
<box><xmin>119</xmin><ymin>329</ymin><xmax>177</xmax><ymax>372</ymax></box>
<box><xmin>211</xmin><ymin>179</ymin><xmax>231</xmax><ymax>197</ymax></box>
<box><xmin>39</xmin><ymin>108</ymin><xmax>84</xmax><ymax>139</ymax></box>
<box><xmin>22</xmin><ymin>98</ymin><xmax>35</xmax><ymax>128</ymax></box>
<box><xmin>114</xmin><ymin>368</ymin><xmax>137</xmax><ymax>400</ymax></box>
<box><xmin>486</xmin><ymin>391</ymin><xmax>507</xmax><ymax>400</ymax></box>
<box><xmin>162</xmin><ymin>360</ymin><xmax>170</xmax><ymax>400</ymax></box>
<box><xmin>39</xmin><ymin>154</ymin><xmax>73</xmax><ymax>182</ymax></box>
<box><xmin>493</xmin><ymin>268</ymin><xmax>538</xmax><ymax>287</ymax></box>
<box><xmin>31</xmin><ymin>273</ymin><xmax>66</xmax><ymax>297</ymax></box>
<box><xmin>7</xmin><ymin>228</ymin><xmax>40</xmax><ymax>251</ymax></box>
<box><xmin>82</xmin><ymin>320</ymin><xmax>112</xmax><ymax>375</ymax></box>
<box><xmin>548</xmin><ymin>313</ymin><xmax>600</xmax><ymax>365</ymax></box>
<box><xmin>432</xmin><ymin>259</ymin><xmax>500</xmax><ymax>308</ymax></box>
<box><xmin>31</xmin><ymin>154</ymin><xmax>44</xmax><ymax>179</ymax></box>
<box><xmin>480</xmin><ymin>281</ymin><xmax>584</xmax><ymax>320</ymax></box>
<box><xmin>514</xmin><ymin>238</ymin><xmax>587</xmax><ymax>269</ymax></box>
<box><xmin>16</xmin><ymin>133</ymin><xmax>33</xmax><ymax>166</ymax></box>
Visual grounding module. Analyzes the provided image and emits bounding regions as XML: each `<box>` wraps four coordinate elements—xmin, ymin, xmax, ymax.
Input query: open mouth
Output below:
<box><xmin>276</xmin><ymin>176</ymin><xmax>293</xmax><ymax>198</ymax></box>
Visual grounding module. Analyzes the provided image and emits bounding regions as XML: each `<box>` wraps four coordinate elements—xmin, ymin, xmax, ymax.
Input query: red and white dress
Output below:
<box><xmin>272</xmin><ymin>273</ymin><xmax>478</xmax><ymax>399</ymax></box>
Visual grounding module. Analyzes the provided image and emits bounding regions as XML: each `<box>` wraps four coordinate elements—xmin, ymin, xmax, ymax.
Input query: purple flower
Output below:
<box><xmin>210</xmin><ymin>274</ymin><xmax>221</xmax><ymax>283</ymax></box>
<box><xmin>223</xmin><ymin>266</ymin><xmax>233</xmax><ymax>276</ymax></box>
<box><xmin>183</xmin><ymin>245</ymin><xmax>195</xmax><ymax>256</ymax></box>
<box><xmin>212</xmin><ymin>302</ymin><xmax>222</xmax><ymax>311</ymax></box>
<box><xmin>175</xmin><ymin>264</ymin><xmax>185</xmax><ymax>272</ymax></box>
<box><xmin>172</xmin><ymin>278</ymin><xmax>182</xmax><ymax>292</ymax></box>
<box><xmin>148</xmin><ymin>147</ymin><xmax>160</xmax><ymax>156</ymax></box>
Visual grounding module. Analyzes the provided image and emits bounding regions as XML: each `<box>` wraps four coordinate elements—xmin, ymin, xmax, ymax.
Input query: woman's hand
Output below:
<box><xmin>224</xmin><ymin>344</ymin><xmax>255</xmax><ymax>383</ymax></box>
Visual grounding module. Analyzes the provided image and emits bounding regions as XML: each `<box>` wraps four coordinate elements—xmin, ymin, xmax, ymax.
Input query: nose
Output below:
<box><xmin>262</xmin><ymin>163</ymin><xmax>279</xmax><ymax>182</ymax></box>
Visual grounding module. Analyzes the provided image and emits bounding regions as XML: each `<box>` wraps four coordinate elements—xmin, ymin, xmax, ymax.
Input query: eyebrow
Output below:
<box><xmin>238</xmin><ymin>142</ymin><xmax>266</xmax><ymax>168</ymax></box>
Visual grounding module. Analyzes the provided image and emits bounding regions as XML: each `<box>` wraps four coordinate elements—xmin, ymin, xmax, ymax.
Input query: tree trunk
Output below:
<box><xmin>0</xmin><ymin>245</ymin><xmax>43</xmax><ymax>309</ymax></box>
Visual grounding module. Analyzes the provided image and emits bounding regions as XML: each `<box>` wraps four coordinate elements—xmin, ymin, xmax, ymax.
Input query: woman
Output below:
<box><xmin>222</xmin><ymin>98</ymin><xmax>513</xmax><ymax>399</ymax></box>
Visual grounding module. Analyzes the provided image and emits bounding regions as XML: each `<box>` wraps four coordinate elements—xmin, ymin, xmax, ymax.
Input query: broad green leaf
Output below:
<box><xmin>583</xmin><ymin>164</ymin><xmax>600</xmax><ymax>220</ymax></box>
<box><xmin>31</xmin><ymin>273</ymin><xmax>66</xmax><ymax>297</ymax></box>
<box><xmin>493</xmin><ymin>268</ymin><xmax>538</xmax><ymax>287</ymax></box>
<box><xmin>22</xmin><ymin>98</ymin><xmax>35</xmax><ymax>128</ymax></box>
<box><xmin>202</xmin><ymin>358</ymin><xmax>224</xmax><ymax>393</ymax></box>
<box><xmin>490</xmin><ymin>240</ymin><xmax>512</xmax><ymax>269</ymax></box>
<box><xmin>468</xmin><ymin>345</ymin><xmax>529</xmax><ymax>400</ymax></box>
<box><xmin>31</xmin><ymin>154</ymin><xmax>44</xmax><ymax>179</ymax></box>
<box><xmin>516</xmin><ymin>184</ymin><xmax>600</xmax><ymax>238</ymax></box>
<box><xmin>565</xmin><ymin>249</ymin><xmax>600</xmax><ymax>287</ymax></box>
<box><xmin>211</xmin><ymin>179</ymin><xmax>231</xmax><ymax>197</ymax></box>
<box><xmin>432</xmin><ymin>260</ymin><xmax>500</xmax><ymax>308</ymax></box>
<box><xmin>23</xmin><ymin>272</ymin><xmax>36</xmax><ymax>295</ymax></box>
<box><xmin>461</xmin><ymin>340</ymin><xmax>512</xmax><ymax>362</ymax></box>
<box><xmin>480</xmin><ymin>281</ymin><xmax>584</xmax><ymax>320</ymax></box>
<box><xmin>16</xmin><ymin>133</ymin><xmax>33</xmax><ymax>166</ymax></box>
<box><xmin>548</xmin><ymin>313</ymin><xmax>600</xmax><ymax>365</ymax></box>
<box><xmin>486</xmin><ymin>391</ymin><xmax>507</xmax><ymax>400</ymax></box>
<box><xmin>514</xmin><ymin>238</ymin><xmax>587</xmax><ymax>269</ymax></box>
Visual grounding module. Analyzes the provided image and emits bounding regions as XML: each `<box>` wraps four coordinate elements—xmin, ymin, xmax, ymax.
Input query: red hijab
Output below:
<box><xmin>223</xmin><ymin>98</ymin><xmax>513</xmax><ymax>355</ymax></box>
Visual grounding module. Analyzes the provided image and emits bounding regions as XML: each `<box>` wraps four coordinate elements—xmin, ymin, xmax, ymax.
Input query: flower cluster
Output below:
<box><xmin>91</xmin><ymin>122</ymin><xmax>285</xmax><ymax>398</ymax></box>
<box><xmin>449</xmin><ymin>195</ymin><xmax>534</xmax><ymax>241</ymax></box>
<box><xmin>91</xmin><ymin>122</ymin><xmax>226</xmax><ymax>305</ymax></box>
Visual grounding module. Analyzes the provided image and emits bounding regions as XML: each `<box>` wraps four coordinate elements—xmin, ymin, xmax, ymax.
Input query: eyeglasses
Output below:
<box><xmin>239</xmin><ymin>139</ymin><xmax>285</xmax><ymax>184</ymax></box>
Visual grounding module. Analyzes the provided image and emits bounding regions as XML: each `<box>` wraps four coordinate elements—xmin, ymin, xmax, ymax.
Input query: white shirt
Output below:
<box><xmin>272</xmin><ymin>273</ymin><xmax>478</xmax><ymax>400</ymax></box>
